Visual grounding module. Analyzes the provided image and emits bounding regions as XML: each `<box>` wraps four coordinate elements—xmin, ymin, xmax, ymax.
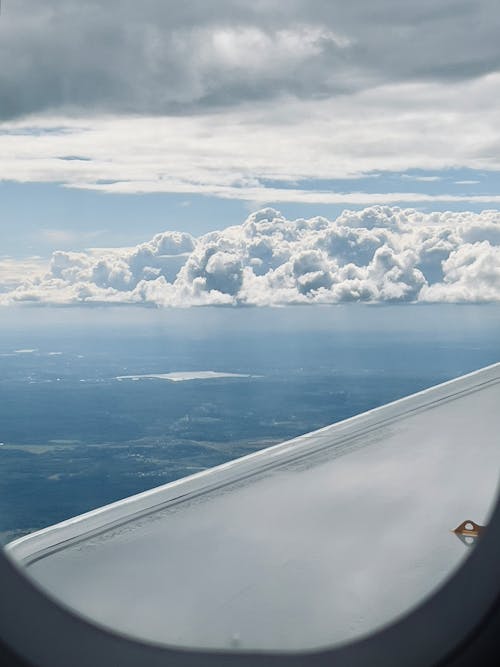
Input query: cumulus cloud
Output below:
<box><xmin>420</xmin><ymin>242</ymin><xmax>500</xmax><ymax>303</ymax></box>
<box><xmin>2</xmin><ymin>206</ymin><xmax>500</xmax><ymax>307</ymax></box>
<box><xmin>0</xmin><ymin>257</ymin><xmax>48</xmax><ymax>294</ymax></box>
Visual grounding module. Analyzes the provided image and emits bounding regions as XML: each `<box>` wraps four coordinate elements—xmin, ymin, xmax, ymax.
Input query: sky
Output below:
<box><xmin>1</xmin><ymin>0</ymin><xmax>500</xmax><ymax>307</ymax></box>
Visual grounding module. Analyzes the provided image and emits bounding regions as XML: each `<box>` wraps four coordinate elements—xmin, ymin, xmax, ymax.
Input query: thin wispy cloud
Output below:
<box><xmin>401</xmin><ymin>175</ymin><xmax>443</xmax><ymax>183</ymax></box>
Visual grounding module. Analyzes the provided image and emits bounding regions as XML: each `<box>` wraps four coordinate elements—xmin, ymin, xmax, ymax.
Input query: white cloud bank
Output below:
<box><xmin>2</xmin><ymin>72</ymin><xmax>500</xmax><ymax>203</ymax></box>
<box><xmin>2</xmin><ymin>206</ymin><xmax>500</xmax><ymax>307</ymax></box>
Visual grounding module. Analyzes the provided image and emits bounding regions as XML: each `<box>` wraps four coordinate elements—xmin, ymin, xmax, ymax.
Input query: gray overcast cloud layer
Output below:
<box><xmin>2</xmin><ymin>0</ymin><xmax>500</xmax><ymax>118</ymax></box>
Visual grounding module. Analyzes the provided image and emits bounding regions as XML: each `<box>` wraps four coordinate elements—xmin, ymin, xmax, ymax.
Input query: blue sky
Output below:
<box><xmin>2</xmin><ymin>167</ymin><xmax>500</xmax><ymax>258</ymax></box>
<box><xmin>0</xmin><ymin>181</ymin><xmax>248</xmax><ymax>257</ymax></box>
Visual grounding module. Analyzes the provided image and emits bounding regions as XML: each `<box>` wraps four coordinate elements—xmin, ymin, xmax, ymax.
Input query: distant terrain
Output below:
<box><xmin>1</xmin><ymin>305</ymin><xmax>499</xmax><ymax>544</ymax></box>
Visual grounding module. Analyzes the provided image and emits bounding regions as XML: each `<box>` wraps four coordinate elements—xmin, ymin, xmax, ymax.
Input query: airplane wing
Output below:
<box><xmin>6</xmin><ymin>363</ymin><xmax>500</xmax><ymax>652</ymax></box>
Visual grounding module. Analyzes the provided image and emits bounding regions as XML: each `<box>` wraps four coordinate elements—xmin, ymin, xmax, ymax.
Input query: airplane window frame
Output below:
<box><xmin>0</xmin><ymin>483</ymin><xmax>499</xmax><ymax>667</ymax></box>
<box><xmin>1</xmin><ymin>2</ymin><xmax>499</xmax><ymax>665</ymax></box>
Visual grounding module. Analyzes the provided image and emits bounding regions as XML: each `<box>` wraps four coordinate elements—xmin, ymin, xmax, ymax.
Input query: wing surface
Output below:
<box><xmin>6</xmin><ymin>363</ymin><xmax>500</xmax><ymax>651</ymax></box>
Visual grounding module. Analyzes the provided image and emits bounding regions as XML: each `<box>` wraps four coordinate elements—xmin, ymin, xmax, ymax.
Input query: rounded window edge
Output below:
<box><xmin>0</xmin><ymin>486</ymin><xmax>499</xmax><ymax>667</ymax></box>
